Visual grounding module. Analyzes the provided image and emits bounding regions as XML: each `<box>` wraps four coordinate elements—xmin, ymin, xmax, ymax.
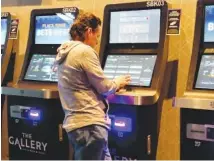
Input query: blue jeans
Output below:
<box><xmin>67</xmin><ymin>125</ymin><xmax>112</xmax><ymax>160</ymax></box>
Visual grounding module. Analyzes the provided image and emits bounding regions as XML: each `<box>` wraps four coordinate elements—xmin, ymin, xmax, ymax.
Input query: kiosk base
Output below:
<box><xmin>181</xmin><ymin>108</ymin><xmax>214</xmax><ymax>160</ymax></box>
<box><xmin>108</xmin><ymin>104</ymin><xmax>158</xmax><ymax>160</ymax></box>
<box><xmin>7</xmin><ymin>96</ymin><xmax>69</xmax><ymax>160</ymax></box>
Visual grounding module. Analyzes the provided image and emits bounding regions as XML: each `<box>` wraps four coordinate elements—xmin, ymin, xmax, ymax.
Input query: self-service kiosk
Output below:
<box><xmin>2</xmin><ymin>7</ymin><xmax>79</xmax><ymax>159</ymax></box>
<box><xmin>100</xmin><ymin>2</ymin><xmax>168</xmax><ymax>160</ymax></box>
<box><xmin>173</xmin><ymin>0</ymin><xmax>214</xmax><ymax>160</ymax></box>
<box><xmin>1</xmin><ymin>12</ymin><xmax>16</xmax><ymax>107</ymax></box>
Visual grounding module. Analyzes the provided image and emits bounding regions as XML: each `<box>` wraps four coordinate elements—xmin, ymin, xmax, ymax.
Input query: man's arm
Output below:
<box><xmin>80</xmin><ymin>47</ymin><xmax>118</xmax><ymax>96</ymax></box>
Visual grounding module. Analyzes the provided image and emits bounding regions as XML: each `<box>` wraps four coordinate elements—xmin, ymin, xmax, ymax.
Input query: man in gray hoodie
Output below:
<box><xmin>55</xmin><ymin>12</ymin><xmax>131</xmax><ymax>160</ymax></box>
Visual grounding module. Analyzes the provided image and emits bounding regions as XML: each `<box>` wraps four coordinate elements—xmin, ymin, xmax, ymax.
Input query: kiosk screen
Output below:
<box><xmin>1</xmin><ymin>18</ymin><xmax>8</xmax><ymax>48</ymax></box>
<box><xmin>104</xmin><ymin>55</ymin><xmax>157</xmax><ymax>87</ymax></box>
<box><xmin>35</xmin><ymin>13</ymin><xmax>75</xmax><ymax>44</ymax></box>
<box><xmin>204</xmin><ymin>5</ymin><xmax>214</xmax><ymax>42</ymax></box>
<box><xmin>24</xmin><ymin>54</ymin><xmax>57</xmax><ymax>82</ymax></box>
<box><xmin>195</xmin><ymin>55</ymin><xmax>214</xmax><ymax>89</ymax></box>
<box><xmin>109</xmin><ymin>9</ymin><xmax>161</xmax><ymax>44</ymax></box>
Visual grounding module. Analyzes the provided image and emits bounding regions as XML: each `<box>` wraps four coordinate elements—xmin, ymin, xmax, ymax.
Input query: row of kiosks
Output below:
<box><xmin>1</xmin><ymin>12</ymin><xmax>16</xmax><ymax>107</ymax></box>
<box><xmin>174</xmin><ymin>0</ymin><xmax>214</xmax><ymax>160</ymax></box>
<box><xmin>2</xmin><ymin>8</ymin><xmax>79</xmax><ymax>159</ymax></box>
<box><xmin>100</xmin><ymin>2</ymin><xmax>169</xmax><ymax>160</ymax></box>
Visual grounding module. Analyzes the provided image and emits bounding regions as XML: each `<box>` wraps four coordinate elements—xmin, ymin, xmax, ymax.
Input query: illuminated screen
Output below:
<box><xmin>204</xmin><ymin>5</ymin><xmax>214</xmax><ymax>42</ymax></box>
<box><xmin>103</xmin><ymin>55</ymin><xmax>157</xmax><ymax>87</ymax></box>
<box><xmin>109</xmin><ymin>9</ymin><xmax>161</xmax><ymax>44</ymax></box>
<box><xmin>24</xmin><ymin>54</ymin><xmax>58</xmax><ymax>82</ymax></box>
<box><xmin>1</xmin><ymin>19</ymin><xmax>8</xmax><ymax>46</ymax></box>
<box><xmin>195</xmin><ymin>55</ymin><xmax>214</xmax><ymax>89</ymax></box>
<box><xmin>35</xmin><ymin>13</ymin><xmax>75</xmax><ymax>44</ymax></box>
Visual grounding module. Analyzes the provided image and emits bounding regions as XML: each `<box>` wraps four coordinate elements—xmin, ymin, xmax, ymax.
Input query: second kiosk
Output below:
<box><xmin>174</xmin><ymin>0</ymin><xmax>214</xmax><ymax>160</ymax></box>
<box><xmin>100</xmin><ymin>1</ymin><xmax>168</xmax><ymax>160</ymax></box>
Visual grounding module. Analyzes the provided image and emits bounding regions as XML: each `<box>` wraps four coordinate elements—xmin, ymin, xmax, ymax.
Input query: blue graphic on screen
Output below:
<box><xmin>110</xmin><ymin>9</ymin><xmax>161</xmax><ymax>44</ymax></box>
<box><xmin>1</xmin><ymin>19</ymin><xmax>8</xmax><ymax>46</ymax></box>
<box><xmin>24</xmin><ymin>54</ymin><xmax>58</xmax><ymax>82</ymax></box>
<box><xmin>195</xmin><ymin>55</ymin><xmax>214</xmax><ymax>90</ymax></box>
<box><xmin>204</xmin><ymin>5</ymin><xmax>214</xmax><ymax>42</ymax></box>
<box><xmin>35</xmin><ymin>13</ymin><xmax>75</xmax><ymax>44</ymax></box>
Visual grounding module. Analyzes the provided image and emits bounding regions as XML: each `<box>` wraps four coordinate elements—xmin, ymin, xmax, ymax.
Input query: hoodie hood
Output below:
<box><xmin>55</xmin><ymin>41</ymin><xmax>82</xmax><ymax>65</ymax></box>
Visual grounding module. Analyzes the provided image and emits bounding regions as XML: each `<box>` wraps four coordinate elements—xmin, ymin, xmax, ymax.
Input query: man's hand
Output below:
<box><xmin>114</xmin><ymin>75</ymin><xmax>131</xmax><ymax>89</ymax></box>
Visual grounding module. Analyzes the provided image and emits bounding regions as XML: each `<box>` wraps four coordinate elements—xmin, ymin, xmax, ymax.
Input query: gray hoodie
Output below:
<box><xmin>55</xmin><ymin>41</ymin><xmax>118</xmax><ymax>132</ymax></box>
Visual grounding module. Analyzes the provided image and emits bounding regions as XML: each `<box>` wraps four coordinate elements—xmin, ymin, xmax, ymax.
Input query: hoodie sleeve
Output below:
<box><xmin>80</xmin><ymin>47</ymin><xmax>118</xmax><ymax>96</ymax></box>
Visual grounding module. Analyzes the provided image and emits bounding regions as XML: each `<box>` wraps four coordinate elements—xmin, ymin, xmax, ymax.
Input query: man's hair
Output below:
<box><xmin>69</xmin><ymin>12</ymin><xmax>101</xmax><ymax>41</ymax></box>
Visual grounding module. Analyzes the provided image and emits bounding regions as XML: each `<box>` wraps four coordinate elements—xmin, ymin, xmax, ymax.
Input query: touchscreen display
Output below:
<box><xmin>103</xmin><ymin>55</ymin><xmax>157</xmax><ymax>87</ymax></box>
<box><xmin>35</xmin><ymin>13</ymin><xmax>75</xmax><ymax>44</ymax></box>
<box><xmin>1</xmin><ymin>19</ymin><xmax>8</xmax><ymax>46</ymax></box>
<box><xmin>109</xmin><ymin>9</ymin><xmax>161</xmax><ymax>44</ymax></box>
<box><xmin>204</xmin><ymin>5</ymin><xmax>214</xmax><ymax>42</ymax></box>
<box><xmin>195</xmin><ymin>55</ymin><xmax>214</xmax><ymax>89</ymax></box>
<box><xmin>24</xmin><ymin>54</ymin><xmax>58</xmax><ymax>82</ymax></box>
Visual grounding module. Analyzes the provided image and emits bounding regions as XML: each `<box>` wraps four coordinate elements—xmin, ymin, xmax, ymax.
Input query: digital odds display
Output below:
<box><xmin>195</xmin><ymin>55</ymin><xmax>214</xmax><ymax>90</ymax></box>
<box><xmin>24</xmin><ymin>54</ymin><xmax>58</xmax><ymax>82</ymax></box>
<box><xmin>204</xmin><ymin>5</ymin><xmax>214</xmax><ymax>42</ymax></box>
<box><xmin>109</xmin><ymin>9</ymin><xmax>161</xmax><ymax>44</ymax></box>
<box><xmin>35</xmin><ymin>13</ymin><xmax>75</xmax><ymax>44</ymax></box>
<box><xmin>103</xmin><ymin>55</ymin><xmax>157</xmax><ymax>87</ymax></box>
<box><xmin>1</xmin><ymin>19</ymin><xmax>8</xmax><ymax>46</ymax></box>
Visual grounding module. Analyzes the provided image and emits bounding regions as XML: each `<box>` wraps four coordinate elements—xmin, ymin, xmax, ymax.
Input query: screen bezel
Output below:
<box><xmin>31</xmin><ymin>9</ymin><xmax>79</xmax><ymax>54</ymax></box>
<box><xmin>19</xmin><ymin>8</ymin><xmax>79</xmax><ymax>82</ymax></box>
<box><xmin>193</xmin><ymin>53</ymin><xmax>214</xmax><ymax>90</ymax></box>
<box><xmin>203</xmin><ymin>4</ymin><xmax>214</xmax><ymax>48</ymax></box>
<box><xmin>107</xmin><ymin>7</ymin><xmax>162</xmax><ymax>49</ymax></box>
<box><xmin>103</xmin><ymin>54</ymin><xmax>157</xmax><ymax>88</ymax></box>
<box><xmin>23</xmin><ymin>53</ymin><xmax>58</xmax><ymax>83</ymax></box>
